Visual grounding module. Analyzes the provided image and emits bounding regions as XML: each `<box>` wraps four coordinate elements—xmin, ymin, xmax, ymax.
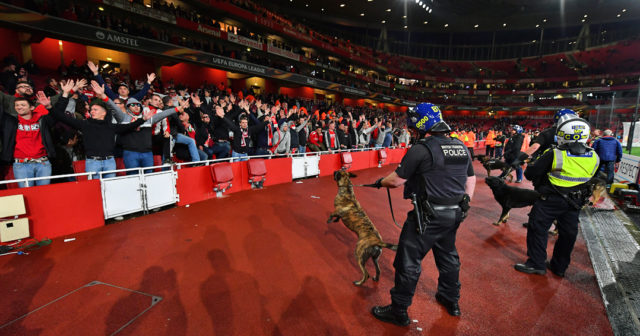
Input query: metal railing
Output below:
<box><xmin>0</xmin><ymin>146</ymin><xmax>402</xmax><ymax>188</ymax></box>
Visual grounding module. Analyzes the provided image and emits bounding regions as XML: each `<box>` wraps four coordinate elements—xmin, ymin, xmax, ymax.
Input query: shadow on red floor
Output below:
<box><xmin>0</xmin><ymin>163</ymin><xmax>612</xmax><ymax>335</ymax></box>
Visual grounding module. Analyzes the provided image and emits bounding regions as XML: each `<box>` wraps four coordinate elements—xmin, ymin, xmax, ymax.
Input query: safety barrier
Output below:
<box><xmin>0</xmin><ymin>147</ymin><xmax>407</xmax><ymax>241</ymax></box>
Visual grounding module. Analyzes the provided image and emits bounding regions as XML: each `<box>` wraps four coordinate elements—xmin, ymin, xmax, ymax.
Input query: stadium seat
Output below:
<box><xmin>72</xmin><ymin>160</ymin><xmax>88</xmax><ymax>181</ymax></box>
<box><xmin>340</xmin><ymin>152</ymin><xmax>352</xmax><ymax>170</ymax></box>
<box><xmin>2</xmin><ymin>166</ymin><xmax>19</xmax><ymax>189</ymax></box>
<box><xmin>210</xmin><ymin>162</ymin><xmax>233</xmax><ymax>197</ymax></box>
<box><xmin>247</xmin><ymin>159</ymin><xmax>267</xmax><ymax>189</ymax></box>
<box><xmin>115</xmin><ymin>158</ymin><xmax>126</xmax><ymax>176</ymax></box>
<box><xmin>378</xmin><ymin>149</ymin><xmax>387</xmax><ymax>168</ymax></box>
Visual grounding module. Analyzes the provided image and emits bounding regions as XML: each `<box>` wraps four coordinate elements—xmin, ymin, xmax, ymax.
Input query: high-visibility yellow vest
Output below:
<box><xmin>548</xmin><ymin>148</ymin><xmax>600</xmax><ymax>188</ymax></box>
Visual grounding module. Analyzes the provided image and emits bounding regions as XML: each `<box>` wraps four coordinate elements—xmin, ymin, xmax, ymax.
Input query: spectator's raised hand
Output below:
<box><xmin>142</xmin><ymin>110</ymin><xmax>153</xmax><ymax>121</ymax></box>
<box><xmin>190</xmin><ymin>93</ymin><xmax>201</xmax><ymax>107</ymax></box>
<box><xmin>87</xmin><ymin>61</ymin><xmax>99</xmax><ymax>75</ymax></box>
<box><xmin>177</xmin><ymin>98</ymin><xmax>190</xmax><ymax>112</ymax></box>
<box><xmin>73</xmin><ymin>78</ymin><xmax>87</xmax><ymax>92</ymax></box>
<box><xmin>61</xmin><ymin>79</ymin><xmax>75</xmax><ymax>97</ymax></box>
<box><xmin>147</xmin><ymin>73</ymin><xmax>156</xmax><ymax>84</ymax></box>
<box><xmin>36</xmin><ymin>91</ymin><xmax>51</xmax><ymax>109</ymax></box>
<box><xmin>91</xmin><ymin>80</ymin><xmax>106</xmax><ymax>98</ymax></box>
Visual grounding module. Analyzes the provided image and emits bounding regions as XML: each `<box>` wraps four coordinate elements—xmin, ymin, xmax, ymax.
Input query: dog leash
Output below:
<box><xmin>353</xmin><ymin>183</ymin><xmax>403</xmax><ymax>230</ymax></box>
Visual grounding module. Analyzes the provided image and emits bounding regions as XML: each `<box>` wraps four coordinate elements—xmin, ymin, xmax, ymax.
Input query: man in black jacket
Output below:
<box><xmin>500</xmin><ymin>125</ymin><xmax>525</xmax><ymax>183</ymax></box>
<box><xmin>41</xmin><ymin>80</ymin><xmax>146</xmax><ymax>178</ymax></box>
<box><xmin>337</xmin><ymin>122</ymin><xmax>351</xmax><ymax>150</ymax></box>
<box><xmin>215</xmin><ymin>105</ymin><xmax>268</xmax><ymax>161</ymax></box>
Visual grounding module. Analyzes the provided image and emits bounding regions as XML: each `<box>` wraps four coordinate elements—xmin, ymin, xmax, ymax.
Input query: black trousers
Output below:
<box><xmin>525</xmin><ymin>194</ymin><xmax>580</xmax><ymax>272</ymax></box>
<box><xmin>486</xmin><ymin>146</ymin><xmax>494</xmax><ymax>158</ymax></box>
<box><xmin>391</xmin><ymin>209</ymin><xmax>463</xmax><ymax>310</ymax></box>
<box><xmin>467</xmin><ymin>147</ymin><xmax>475</xmax><ymax>159</ymax></box>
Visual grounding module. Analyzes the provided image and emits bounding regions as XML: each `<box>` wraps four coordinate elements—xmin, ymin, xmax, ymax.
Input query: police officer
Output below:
<box><xmin>500</xmin><ymin>124</ymin><xmax>525</xmax><ymax>182</ymax></box>
<box><xmin>526</xmin><ymin>109</ymin><xmax>577</xmax><ymax>161</ymax></box>
<box><xmin>370</xmin><ymin>103</ymin><xmax>476</xmax><ymax>325</ymax></box>
<box><xmin>515</xmin><ymin>117</ymin><xmax>599</xmax><ymax>276</ymax></box>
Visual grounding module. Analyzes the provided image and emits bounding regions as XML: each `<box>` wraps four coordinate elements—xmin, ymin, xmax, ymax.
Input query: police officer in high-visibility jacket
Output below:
<box><xmin>515</xmin><ymin>117</ymin><xmax>599</xmax><ymax>277</ymax></box>
<box><xmin>370</xmin><ymin>103</ymin><xmax>476</xmax><ymax>325</ymax></box>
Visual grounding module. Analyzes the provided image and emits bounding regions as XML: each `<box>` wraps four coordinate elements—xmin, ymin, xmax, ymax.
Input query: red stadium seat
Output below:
<box><xmin>247</xmin><ymin>159</ymin><xmax>267</xmax><ymax>189</ymax></box>
<box><xmin>340</xmin><ymin>152</ymin><xmax>352</xmax><ymax>170</ymax></box>
<box><xmin>72</xmin><ymin>160</ymin><xmax>89</xmax><ymax>181</ymax></box>
<box><xmin>378</xmin><ymin>149</ymin><xmax>387</xmax><ymax>168</ymax></box>
<box><xmin>210</xmin><ymin>162</ymin><xmax>233</xmax><ymax>197</ymax></box>
<box><xmin>115</xmin><ymin>158</ymin><xmax>126</xmax><ymax>176</ymax></box>
<box><xmin>2</xmin><ymin>166</ymin><xmax>19</xmax><ymax>189</ymax></box>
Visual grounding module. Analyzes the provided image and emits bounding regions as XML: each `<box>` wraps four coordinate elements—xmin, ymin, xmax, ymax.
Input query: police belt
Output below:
<box><xmin>432</xmin><ymin>204</ymin><xmax>461</xmax><ymax>211</ymax></box>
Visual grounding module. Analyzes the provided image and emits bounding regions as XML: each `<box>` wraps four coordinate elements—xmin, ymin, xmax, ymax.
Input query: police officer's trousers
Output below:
<box><xmin>391</xmin><ymin>209</ymin><xmax>463</xmax><ymax>310</ymax></box>
<box><xmin>525</xmin><ymin>194</ymin><xmax>580</xmax><ymax>272</ymax></box>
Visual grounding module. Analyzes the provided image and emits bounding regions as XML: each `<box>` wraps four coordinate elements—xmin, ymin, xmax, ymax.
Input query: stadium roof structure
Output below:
<box><xmin>267</xmin><ymin>0</ymin><xmax>640</xmax><ymax>32</ymax></box>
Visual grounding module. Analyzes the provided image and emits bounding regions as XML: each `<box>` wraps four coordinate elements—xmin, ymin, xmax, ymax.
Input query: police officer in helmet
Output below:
<box><xmin>370</xmin><ymin>103</ymin><xmax>476</xmax><ymax>325</ymax></box>
<box><xmin>526</xmin><ymin>109</ymin><xmax>578</xmax><ymax>161</ymax></box>
<box><xmin>515</xmin><ymin>117</ymin><xmax>599</xmax><ymax>276</ymax></box>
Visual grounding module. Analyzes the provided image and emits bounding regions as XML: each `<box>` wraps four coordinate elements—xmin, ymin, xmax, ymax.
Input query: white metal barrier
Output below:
<box><xmin>0</xmin><ymin>146</ymin><xmax>404</xmax><ymax>219</ymax></box>
<box><xmin>98</xmin><ymin>166</ymin><xmax>179</xmax><ymax>219</ymax></box>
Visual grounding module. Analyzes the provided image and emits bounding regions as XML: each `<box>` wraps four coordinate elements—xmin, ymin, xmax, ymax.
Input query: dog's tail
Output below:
<box><xmin>379</xmin><ymin>242</ymin><xmax>398</xmax><ymax>251</ymax></box>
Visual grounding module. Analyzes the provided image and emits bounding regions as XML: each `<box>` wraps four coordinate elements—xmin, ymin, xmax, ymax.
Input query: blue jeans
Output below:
<box><xmin>85</xmin><ymin>158</ymin><xmax>117</xmax><ymax>179</ymax></box>
<box><xmin>232</xmin><ymin>151</ymin><xmax>248</xmax><ymax>162</ymax></box>
<box><xmin>515</xmin><ymin>165</ymin><xmax>523</xmax><ymax>182</ymax></box>
<box><xmin>599</xmin><ymin>161</ymin><xmax>615</xmax><ymax>185</ymax></box>
<box><xmin>494</xmin><ymin>147</ymin><xmax>503</xmax><ymax>159</ymax></box>
<box><xmin>123</xmin><ymin>150</ymin><xmax>154</xmax><ymax>175</ymax></box>
<box><xmin>383</xmin><ymin>133</ymin><xmax>393</xmax><ymax>148</ymax></box>
<box><xmin>13</xmin><ymin>161</ymin><xmax>52</xmax><ymax>188</ymax></box>
<box><xmin>175</xmin><ymin>134</ymin><xmax>200</xmax><ymax>162</ymax></box>
<box><xmin>210</xmin><ymin>141</ymin><xmax>231</xmax><ymax>159</ymax></box>
<box><xmin>298</xmin><ymin>146</ymin><xmax>306</xmax><ymax>153</ymax></box>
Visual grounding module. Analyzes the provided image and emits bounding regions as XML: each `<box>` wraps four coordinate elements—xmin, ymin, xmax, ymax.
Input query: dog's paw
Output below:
<box><xmin>372</xmin><ymin>276</ymin><xmax>379</xmax><ymax>282</ymax></box>
<box><xmin>353</xmin><ymin>280</ymin><xmax>364</xmax><ymax>286</ymax></box>
<box><xmin>492</xmin><ymin>222</ymin><xmax>500</xmax><ymax>226</ymax></box>
<box><xmin>502</xmin><ymin>219</ymin><xmax>508</xmax><ymax>223</ymax></box>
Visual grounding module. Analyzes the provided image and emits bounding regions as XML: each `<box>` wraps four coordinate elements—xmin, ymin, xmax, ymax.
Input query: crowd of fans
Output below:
<box><xmin>0</xmin><ymin>56</ymin><xmax>423</xmax><ymax>187</ymax></box>
<box><xmin>0</xmin><ymin>54</ymin><xmax>570</xmax><ymax>189</ymax></box>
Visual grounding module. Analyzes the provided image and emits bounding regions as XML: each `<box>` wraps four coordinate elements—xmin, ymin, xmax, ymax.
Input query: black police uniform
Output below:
<box><xmin>390</xmin><ymin>134</ymin><xmax>474</xmax><ymax>311</ymax></box>
<box><xmin>521</xmin><ymin>145</ymin><xmax>598</xmax><ymax>275</ymax></box>
<box><xmin>530</xmin><ymin>126</ymin><xmax>556</xmax><ymax>160</ymax></box>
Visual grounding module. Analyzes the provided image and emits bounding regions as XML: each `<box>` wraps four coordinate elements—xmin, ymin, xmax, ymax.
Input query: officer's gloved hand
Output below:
<box><xmin>372</xmin><ymin>178</ymin><xmax>384</xmax><ymax>189</ymax></box>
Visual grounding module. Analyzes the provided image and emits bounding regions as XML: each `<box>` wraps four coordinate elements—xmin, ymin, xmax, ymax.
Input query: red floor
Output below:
<box><xmin>0</xmin><ymin>163</ymin><xmax>612</xmax><ymax>335</ymax></box>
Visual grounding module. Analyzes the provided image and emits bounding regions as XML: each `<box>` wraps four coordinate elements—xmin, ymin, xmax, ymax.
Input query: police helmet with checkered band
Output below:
<box><xmin>407</xmin><ymin>103</ymin><xmax>450</xmax><ymax>133</ymax></box>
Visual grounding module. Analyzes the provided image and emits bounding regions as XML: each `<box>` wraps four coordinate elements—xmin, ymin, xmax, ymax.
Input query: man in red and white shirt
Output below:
<box><xmin>1</xmin><ymin>97</ymin><xmax>56</xmax><ymax>187</ymax></box>
<box><xmin>308</xmin><ymin>125</ymin><xmax>326</xmax><ymax>152</ymax></box>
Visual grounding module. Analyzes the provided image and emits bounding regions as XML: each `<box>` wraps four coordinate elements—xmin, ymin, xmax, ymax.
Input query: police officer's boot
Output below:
<box><xmin>371</xmin><ymin>304</ymin><xmax>410</xmax><ymax>326</ymax></box>
<box><xmin>435</xmin><ymin>293</ymin><xmax>461</xmax><ymax>316</ymax></box>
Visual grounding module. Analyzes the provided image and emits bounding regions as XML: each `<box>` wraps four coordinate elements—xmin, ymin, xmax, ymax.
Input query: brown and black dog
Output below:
<box><xmin>328</xmin><ymin>169</ymin><xmax>398</xmax><ymax>286</ymax></box>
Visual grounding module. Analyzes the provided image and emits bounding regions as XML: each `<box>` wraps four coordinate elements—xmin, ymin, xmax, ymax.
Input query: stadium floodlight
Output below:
<box><xmin>429</xmin><ymin>8</ymin><xmax>432</xmax><ymax>13</ymax></box>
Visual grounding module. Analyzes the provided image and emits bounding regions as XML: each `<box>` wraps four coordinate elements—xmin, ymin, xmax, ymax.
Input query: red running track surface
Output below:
<box><xmin>0</xmin><ymin>163</ymin><xmax>612</xmax><ymax>335</ymax></box>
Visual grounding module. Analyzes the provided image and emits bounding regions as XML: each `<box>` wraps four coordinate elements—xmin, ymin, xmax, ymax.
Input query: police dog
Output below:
<box><xmin>485</xmin><ymin>176</ymin><xmax>540</xmax><ymax>225</ymax></box>
<box><xmin>485</xmin><ymin>175</ymin><xmax>606</xmax><ymax>227</ymax></box>
<box><xmin>477</xmin><ymin>156</ymin><xmax>515</xmax><ymax>181</ymax></box>
<box><xmin>328</xmin><ymin>169</ymin><xmax>398</xmax><ymax>286</ymax></box>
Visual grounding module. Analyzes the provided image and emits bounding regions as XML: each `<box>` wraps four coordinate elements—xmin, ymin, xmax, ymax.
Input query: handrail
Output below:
<box><xmin>0</xmin><ymin>146</ymin><xmax>404</xmax><ymax>187</ymax></box>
